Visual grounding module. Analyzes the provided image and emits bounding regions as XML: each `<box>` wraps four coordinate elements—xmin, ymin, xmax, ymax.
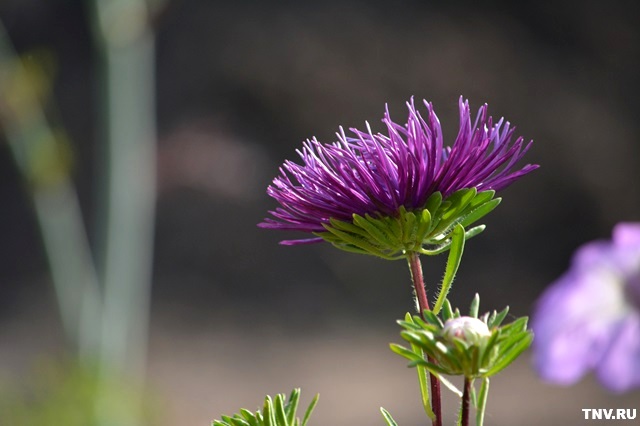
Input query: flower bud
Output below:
<box><xmin>443</xmin><ymin>316</ymin><xmax>491</xmax><ymax>345</ymax></box>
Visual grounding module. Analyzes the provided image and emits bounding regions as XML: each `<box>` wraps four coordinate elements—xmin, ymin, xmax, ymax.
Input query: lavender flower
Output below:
<box><xmin>259</xmin><ymin>97</ymin><xmax>537</xmax><ymax>255</ymax></box>
<box><xmin>532</xmin><ymin>223</ymin><xmax>640</xmax><ymax>393</ymax></box>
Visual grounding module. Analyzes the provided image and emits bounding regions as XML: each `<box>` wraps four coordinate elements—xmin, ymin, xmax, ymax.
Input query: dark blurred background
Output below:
<box><xmin>1</xmin><ymin>0</ymin><xmax>639</xmax><ymax>425</ymax></box>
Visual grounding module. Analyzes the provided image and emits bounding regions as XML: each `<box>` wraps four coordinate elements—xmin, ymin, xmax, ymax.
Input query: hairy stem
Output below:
<box><xmin>461</xmin><ymin>377</ymin><xmax>471</xmax><ymax>426</ymax></box>
<box><xmin>407</xmin><ymin>252</ymin><xmax>442</xmax><ymax>426</ymax></box>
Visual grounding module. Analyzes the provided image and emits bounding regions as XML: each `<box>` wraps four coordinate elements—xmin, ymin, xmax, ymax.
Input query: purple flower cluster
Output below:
<box><xmin>259</xmin><ymin>97</ymin><xmax>537</xmax><ymax>245</ymax></box>
<box><xmin>533</xmin><ymin>223</ymin><xmax>640</xmax><ymax>393</ymax></box>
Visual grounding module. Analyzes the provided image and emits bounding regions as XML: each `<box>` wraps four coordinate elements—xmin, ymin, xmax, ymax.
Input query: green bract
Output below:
<box><xmin>390</xmin><ymin>294</ymin><xmax>533</xmax><ymax>380</ymax></box>
<box><xmin>211</xmin><ymin>389</ymin><xmax>319</xmax><ymax>426</ymax></box>
<box><xmin>315</xmin><ymin>188</ymin><xmax>500</xmax><ymax>260</ymax></box>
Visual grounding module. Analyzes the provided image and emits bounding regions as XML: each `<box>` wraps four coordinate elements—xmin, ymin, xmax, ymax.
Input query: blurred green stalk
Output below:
<box><xmin>1</xmin><ymin>0</ymin><xmax>159</xmax><ymax>422</ymax></box>
<box><xmin>0</xmin><ymin>22</ymin><xmax>102</xmax><ymax>360</ymax></box>
<box><xmin>90</xmin><ymin>1</ymin><xmax>157</xmax><ymax>425</ymax></box>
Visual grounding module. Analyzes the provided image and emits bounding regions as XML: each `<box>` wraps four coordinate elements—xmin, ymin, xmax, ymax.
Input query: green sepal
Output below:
<box><xmin>314</xmin><ymin>188</ymin><xmax>500</xmax><ymax>259</ymax></box>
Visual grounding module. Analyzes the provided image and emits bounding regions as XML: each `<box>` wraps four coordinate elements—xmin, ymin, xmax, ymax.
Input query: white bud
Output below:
<box><xmin>442</xmin><ymin>316</ymin><xmax>491</xmax><ymax>344</ymax></box>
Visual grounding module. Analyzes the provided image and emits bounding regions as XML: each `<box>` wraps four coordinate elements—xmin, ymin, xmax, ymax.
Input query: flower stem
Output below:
<box><xmin>407</xmin><ymin>252</ymin><xmax>442</xmax><ymax>426</ymax></box>
<box><xmin>461</xmin><ymin>377</ymin><xmax>471</xmax><ymax>426</ymax></box>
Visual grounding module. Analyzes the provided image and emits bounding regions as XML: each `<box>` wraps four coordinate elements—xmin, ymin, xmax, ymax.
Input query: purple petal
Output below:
<box><xmin>596</xmin><ymin>313</ymin><xmax>640</xmax><ymax>392</ymax></box>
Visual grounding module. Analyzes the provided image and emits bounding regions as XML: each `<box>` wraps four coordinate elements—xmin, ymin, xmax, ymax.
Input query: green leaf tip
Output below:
<box><xmin>380</xmin><ymin>407</ymin><xmax>399</xmax><ymax>426</ymax></box>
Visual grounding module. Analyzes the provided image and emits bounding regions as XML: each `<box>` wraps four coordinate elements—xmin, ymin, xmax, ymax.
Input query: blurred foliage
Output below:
<box><xmin>0</xmin><ymin>359</ymin><xmax>161</xmax><ymax>426</ymax></box>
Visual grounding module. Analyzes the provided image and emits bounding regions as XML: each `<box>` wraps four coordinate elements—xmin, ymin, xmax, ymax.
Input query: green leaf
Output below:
<box><xmin>438</xmin><ymin>374</ymin><xmax>463</xmax><ymax>397</ymax></box>
<box><xmin>410</xmin><ymin>359</ymin><xmax>451</xmax><ymax>376</ymax></box>
<box><xmin>432</xmin><ymin>223</ymin><xmax>465</xmax><ymax>315</ymax></box>
<box><xmin>475</xmin><ymin>378</ymin><xmax>490</xmax><ymax>426</ymax></box>
<box><xmin>284</xmin><ymin>389</ymin><xmax>300</xmax><ymax>425</ymax></box>
<box><xmin>240</xmin><ymin>409</ymin><xmax>259</xmax><ymax>426</ymax></box>
<box><xmin>489</xmin><ymin>306</ymin><xmax>509</xmax><ymax>328</ymax></box>
<box><xmin>459</xmin><ymin>198</ymin><xmax>501</xmax><ymax>229</ymax></box>
<box><xmin>389</xmin><ymin>343</ymin><xmax>424</xmax><ymax>362</ymax></box>
<box><xmin>485</xmin><ymin>332</ymin><xmax>533</xmax><ymax>377</ymax></box>
<box><xmin>274</xmin><ymin>394</ymin><xmax>288</xmax><ymax>426</ymax></box>
<box><xmin>424</xmin><ymin>191</ymin><xmax>443</xmax><ymax>215</ymax></box>
<box><xmin>415</xmin><ymin>208</ymin><xmax>433</xmax><ymax>242</ymax></box>
<box><xmin>469</xmin><ymin>293</ymin><xmax>480</xmax><ymax>318</ymax></box>
<box><xmin>352</xmin><ymin>214</ymin><xmax>393</xmax><ymax>246</ymax></box>
<box><xmin>463</xmin><ymin>225</ymin><xmax>486</xmax><ymax>241</ymax></box>
<box><xmin>421</xmin><ymin>310</ymin><xmax>444</xmax><ymax>328</ymax></box>
<box><xmin>441</xmin><ymin>188</ymin><xmax>477</xmax><ymax>222</ymax></box>
<box><xmin>301</xmin><ymin>394</ymin><xmax>319</xmax><ymax>426</ymax></box>
<box><xmin>263</xmin><ymin>396</ymin><xmax>275</xmax><ymax>426</ymax></box>
<box><xmin>321</xmin><ymin>225</ymin><xmax>387</xmax><ymax>256</ymax></box>
<box><xmin>442</xmin><ymin>299</ymin><xmax>454</xmax><ymax>322</ymax></box>
<box><xmin>380</xmin><ymin>407</ymin><xmax>399</xmax><ymax>426</ymax></box>
<box><xmin>468</xmin><ymin>190</ymin><xmax>495</xmax><ymax>209</ymax></box>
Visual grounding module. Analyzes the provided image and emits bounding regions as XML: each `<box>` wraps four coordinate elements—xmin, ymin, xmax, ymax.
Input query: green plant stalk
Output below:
<box><xmin>475</xmin><ymin>378</ymin><xmax>490</xmax><ymax>426</ymax></box>
<box><xmin>407</xmin><ymin>252</ymin><xmax>442</xmax><ymax>426</ymax></box>
<box><xmin>0</xmin><ymin>22</ymin><xmax>102</xmax><ymax>359</ymax></box>
<box><xmin>90</xmin><ymin>1</ymin><xmax>157</xmax><ymax>425</ymax></box>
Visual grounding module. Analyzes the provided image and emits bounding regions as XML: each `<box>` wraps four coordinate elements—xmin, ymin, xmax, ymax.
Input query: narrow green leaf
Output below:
<box><xmin>231</xmin><ymin>418</ymin><xmax>251</xmax><ymax>426</ymax></box>
<box><xmin>415</xmin><ymin>208</ymin><xmax>432</xmax><ymax>242</ymax></box>
<box><xmin>240</xmin><ymin>409</ymin><xmax>259</xmax><ymax>426</ymax></box>
<box><xmin>459</xmin><ymin>198</ymin><xmax>501</xmax><ymax>228</ymax></box>
<box><xmin>485</xmin><ymin>333</ymin><xmax>534</xmax><ymax>377</ymax></box>
<box><xmin>402</xmin><ymin>210</ymin><xmax>417</xmax><ymax>243</ymax></box>
<box><xmin>301</xmin><ymin>394</ymin><xmax>319</xmax><ymax>426</ymax></box>
<box><xmin>274</xmin><ymin>394</ymin><xmax>288</xmax><ymax>426</ymax></box>
<box><xmin>352</xmin><ymin>214</ymin><xmax>394</xmax><ymax>246</ymax></box>
<box><xmin>424</xmin><ymin>191</ymin><xmax>443</xmax><ymax>215</ymax></box>
<box><xmin>321</xmin><ymin>225</ymin><xmax>387</xmax><ymax>256</ymax></box>
<box><xmin>476</xmin><ymin>378</ymin><xmax>490</xmax><ymax>426</ymax></box>
<box><xmin>468</xmin><ymin>190</ymin><xmax>496</xmax><ymax>209</ymax></box>
<box><xmin>489</xmin><ymin>306</ymin><xmax>509</xmax><ymax>328</ymax></box>
<box><xmin>263</xmin><ymin>396</ymin><xmax>275</xmax><ymax>426</ymax></box>
<box><xmin>389</xmin><ymin>343</ymin><xmax>423</xmax><ymax>362</ymax></box>
<box><xmin>442</xmin><ymin>299</ymin><xmax>454</xmax><ymax>321</ymax></box>
<box><xmin>463</xmin><ymin>225</ymin><xmax>486</xmax><ymax>240</ymax></box>
<box><xmin>432</xmin><ymin>223</ymin><xmax>465</xmax><ymax>315</ymax></box>
<box><xmin>387</xmin><ymin>216</ymin><xmax>403</xmax><ymax>242</ymax></box>
<box><xmin>421</xmin><ymin>310</ymin><xmax>444</xmax><ymax>328</ymax></box>
<box><xmin>469</xmin><ymin>293</ymin><xmax>480</xmax><ymax>318</ymax></box>
<box><xmin>328</xmin><ymin>217</ymin><xmax>370</xmax><ymax>238</ymax></box>
<box><xmin>441</xmin><ymin>188</ymin><xmax>477</xmax><ymax>222</ymax></box>
<box><xmin>285</xmin><ymin>389</ymin><xmax>300</xmax><ymax>425</ymax></box>
<box><xmin>410</xmin><ymin>359</ymin><xmax>451</xmax><ymax>376</ymax></box>
<box><xmin>380</xmin><ymin>407</ymin><xmax>399</xmax><ymax>426</ymax></box>
<box><xmin>479</xmin><ymin>331</ymin><xmax>500</xmax><ymax>369</ymax></box>
<box><xmin>411</xmin><ymin>347</ymin><xmax>436</xmax><ymax>420</ymax></box>
<box><xmin>438</xmin><ymin>374</ymin><xmax>463</xmax><ymax>397</ymax></box>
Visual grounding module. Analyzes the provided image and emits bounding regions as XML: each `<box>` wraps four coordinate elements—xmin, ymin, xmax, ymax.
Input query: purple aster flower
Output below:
<box><xmin>259</xmin><ymin>97</ymin><xmax>537</xmax><ymax>253</ymax></box>
<box><xmin>532</xmin><ymin>223</ymin><xmax>640</xmax><ymax>393</ymax></box>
